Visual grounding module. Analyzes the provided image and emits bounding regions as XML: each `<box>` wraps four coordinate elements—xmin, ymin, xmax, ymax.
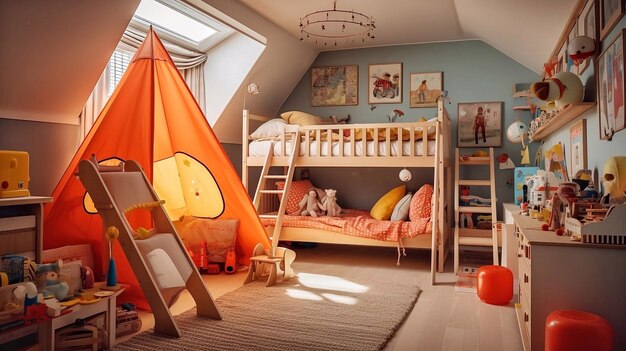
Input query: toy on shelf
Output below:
<box><xmin>542</xmin><ymin>193</ymin><xmax>563</xmax><ymax>233</ymax></box>
<box><xmin>602</xmin><ymin>156</ymin><xmax>626</xmax><ymax>204</ymax></box>
<box><xmin>104</xmin><ymin>226</ymin><xmax>120</xmax><ymax>291</ymax></box>
<box><xmin>35</xmin><ymin>259</ymin><xmax>70</xmax><ymax>301</ymax></box>
<box><xmin>531</xmin><ymin>72</ymin><xmax>584</xmax><ymax>110</ymax></box>
<box><xmin>0</xmin><ymin>150</ymin><xmax>30</xmax><ymax>198</ymax></box>
<box><xmin>526</xmin><ymin>170</ymin><xmax>560</xmax><ymax>218</ymax></box>
<box><xmin>566</xmin><ymin>204</ymin><xmax>626</xmax><ymax>244</ymax></box>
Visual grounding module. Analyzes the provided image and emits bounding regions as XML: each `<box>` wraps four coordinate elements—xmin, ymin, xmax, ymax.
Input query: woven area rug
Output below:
<box><xmin>116</xmin><ymin>275</ymin><xmax>420</xmax><ymax>351</ymax></box>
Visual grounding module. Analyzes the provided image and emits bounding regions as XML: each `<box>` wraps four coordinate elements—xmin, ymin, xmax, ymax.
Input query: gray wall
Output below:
<box><xmin>275</xmin><ymin>40</ymin><xmax>539</xmax><ymax>212</ymax></box>
<box><xmin>542</xmin><ymin>20</ymin><xmax>626</xmax><ymax>193</ymax></box>
<box><xmin>0</xmin><ymin>119</ymin><xmax>80</xmax><ymax>196</ymax></box>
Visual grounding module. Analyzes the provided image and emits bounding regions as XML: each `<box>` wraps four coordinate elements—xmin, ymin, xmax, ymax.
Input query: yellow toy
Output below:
<box><xmin>603</xmin><ymin>156</ymin><xmax>626</xmax><ymax>203</ymax></box>
<box><xmin>0</xmin><ymin>150</ymin><xmax>30</xmax><ymax>198</ymax></box>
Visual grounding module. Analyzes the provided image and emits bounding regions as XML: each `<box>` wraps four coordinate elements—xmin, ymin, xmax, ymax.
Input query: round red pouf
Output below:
<box><xmin>545</xmin><ymin>310</ymin><xmax>613</xmax><ymax>351</ymax></box>
<box><xmin>476</xmin><ymin>265</ymin><xmax>513</xmax><ymax>305</ymax></box>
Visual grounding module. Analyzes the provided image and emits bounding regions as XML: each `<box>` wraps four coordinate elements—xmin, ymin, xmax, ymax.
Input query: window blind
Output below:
<box><xmin>107</xmin><ymin>50</ymin><xmax>133</xmax><ymax>98</ymax></box>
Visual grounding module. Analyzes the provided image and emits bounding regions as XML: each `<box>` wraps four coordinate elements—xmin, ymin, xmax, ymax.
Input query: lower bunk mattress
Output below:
<box><xmin>260</xmin><ymin>209</ymin><xmax>432</xmax><ymax>243</ymax></box>
<box><xmin>249</xmin><ymin>139</ymin><xmax>436</xmax><ymax>157</ymax></box>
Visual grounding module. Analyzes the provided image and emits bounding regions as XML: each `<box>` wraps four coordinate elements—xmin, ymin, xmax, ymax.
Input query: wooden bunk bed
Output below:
<box><xmin>241</xmin><ymin>101</ymin><xmax>452</xmax><ymax>283</ymax></box>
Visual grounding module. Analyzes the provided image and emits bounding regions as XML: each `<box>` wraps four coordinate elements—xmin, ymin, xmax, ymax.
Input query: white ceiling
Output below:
<box><xmin>238</xmin><ymin>0</ymin><xmax>579</xmax><ymax>73</ymax></box>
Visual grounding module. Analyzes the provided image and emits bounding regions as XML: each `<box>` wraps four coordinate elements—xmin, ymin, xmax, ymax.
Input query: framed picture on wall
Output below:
<box><xmin>368</xmin><ymin>63</ymin><xmax>402</xmax><ymax>104</ymax></box>
<box><xmin>569</xmin><ymin>119</ymin><xmax>587</xmax><ymax>178</ymax></box>
<box><xmin>310</xmin><ymin>65</ymin><xmax>358</xmax><ymax>107</ymax></box>
<box><xmin>600</xmin><ymin>0</ymin><xmax>624</xmax><ymax>40</ymax></box>
<box><xmin>597</xmin><ymin>29</ymin><xmax>626</xmax><ymax>140</ymax></box>
<box><xmin>457</xmin><ymin>102</ymin><xmax>503</xmax><ymax>147</ymax></box>
<box><xmin>409</xmin><ymin>72</ymin><xmax>443</xmax><ymax>108</ymax></box>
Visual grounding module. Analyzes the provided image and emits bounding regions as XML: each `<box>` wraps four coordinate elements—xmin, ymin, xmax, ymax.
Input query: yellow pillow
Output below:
<box><xmin>370</xmin><ymin>185</ymin><xmax>407</xmax><ymax>220</ymax></box>
<box><xmin>280</xmin><ymin>111</ymin><xmax>322</xmax><ymax>126</ymax></box>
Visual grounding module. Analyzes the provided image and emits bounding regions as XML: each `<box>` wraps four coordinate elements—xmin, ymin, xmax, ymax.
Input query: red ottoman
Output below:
<box><xmin>476</xmin><ymin>265</ymin><xmax>513</xmax><ymax>305</ymax></box>
<box><xmin>545</xmin><ymin>310</ymin><xmax>613</xmax><ymax>351</ymax></box>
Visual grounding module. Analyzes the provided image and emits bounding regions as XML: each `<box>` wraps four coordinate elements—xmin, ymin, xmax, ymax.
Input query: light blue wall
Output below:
<box><xmin>542</xmin><ymin>20</ymin><xmax>626</xmax><ymax>194</ymax></box>
<box><xmin>278</xmin><ymin>40</ymin><xmax>540</xmax><ymax>213</ymax></box>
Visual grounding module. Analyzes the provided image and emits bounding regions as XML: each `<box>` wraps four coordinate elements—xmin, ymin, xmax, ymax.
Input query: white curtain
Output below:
<box><xmin>79</xmin><ymin>26</ymin><xmax>207</xmax><ymax>138</ymax></box>
<box><xmin>80</xmin><ymin>69</ymin><xmax>108</xmax><ymax>140</ymax></box>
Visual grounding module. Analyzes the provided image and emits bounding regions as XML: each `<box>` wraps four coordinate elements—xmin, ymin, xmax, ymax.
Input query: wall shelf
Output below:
<box><xmin>530</xmin><ymin>102</ymin><xmax>595</xmax><ymax>141</ymax></box>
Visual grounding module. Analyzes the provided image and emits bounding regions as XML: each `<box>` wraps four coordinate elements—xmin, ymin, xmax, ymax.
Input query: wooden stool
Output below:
<box><xmin>244</xmin><ymin>243</ymin><xmax>295</xmax><ymax>287</ymax></box>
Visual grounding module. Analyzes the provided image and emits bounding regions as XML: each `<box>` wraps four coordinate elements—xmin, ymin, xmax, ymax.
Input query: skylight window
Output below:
<box><xmin>134</xmin><ymin>0</ymin><xmax>217</xmax><ymax>43</ymax></box>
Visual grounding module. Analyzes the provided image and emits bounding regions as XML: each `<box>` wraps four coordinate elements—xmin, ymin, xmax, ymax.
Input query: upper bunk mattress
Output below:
<box><xmin>248</xmin><ymin>139</ymin><xmax>436</xmax><ymax>157</ymax></box>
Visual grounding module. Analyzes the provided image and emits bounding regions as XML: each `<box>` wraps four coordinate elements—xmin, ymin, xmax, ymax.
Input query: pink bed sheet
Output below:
<box><xmin>260</xmin><ymin>208</ymin><xmax>431</xmax><ymax>242</ymax></box>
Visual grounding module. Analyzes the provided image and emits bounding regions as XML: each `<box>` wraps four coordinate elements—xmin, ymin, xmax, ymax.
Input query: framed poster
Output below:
<box><xmin>310</xmin><ymin>65</ymin><xmax>358</xmax><ymax>107</ymax></box>
<box><xmin>569</xmin><ymin>119</ymin><xmax>587</xmax><ymax>178</ymax></box>
<box><xmin>600</xmin><ymin>0</ymin><xmax>624</xmax><ymax>40</ymax></box>
<box><xmin>409</xmin><ymin>72</ymin><xmax>443</xmax><ymax>108</ymax></box>
<box><xmin>597</xmin><ymin>29</ymin><xmax>626</xmax><ymax>140</ymax></box>
<box><xmin>457</xmin><ymin>102</ymin><xmax>503</xmax><ymax>147</ymax></box>
<box><xmin>368</xmin><ymin>63</ymin><xmax>402</xmax><ymax>104</ymax></box>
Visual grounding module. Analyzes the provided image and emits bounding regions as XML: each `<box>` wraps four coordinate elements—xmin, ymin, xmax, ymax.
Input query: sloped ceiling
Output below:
<box><xmin>0</xmin><ymin>0</ymin><xmax>139</xmax><ymax>124</ymax></box>
<box><xmin>238</xmin><ymin>0</ymin><xmax>579</xmax><ymax>73</ymax></box>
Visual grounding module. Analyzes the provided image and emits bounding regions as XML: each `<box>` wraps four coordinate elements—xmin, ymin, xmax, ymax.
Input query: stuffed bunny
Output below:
<box><xmin>297</xmin><ymin>188</ymin><xmax>326</xmax><ymax>217</ymax></box>
<box><xmin>322</xmin><ymin>189</ymin><xmax>341</xmax><ymax>216</ymax></box>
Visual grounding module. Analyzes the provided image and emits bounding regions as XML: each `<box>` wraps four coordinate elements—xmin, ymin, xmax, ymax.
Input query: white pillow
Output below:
<box><xmin>391</xmin><ymin>192</ymin><xmax>412</xmax><ymax>221</ymax></box>
<box><xmin>250</xmin><ymin>118</ymin><xmax>286</xmax><ymax>139</ymax></box>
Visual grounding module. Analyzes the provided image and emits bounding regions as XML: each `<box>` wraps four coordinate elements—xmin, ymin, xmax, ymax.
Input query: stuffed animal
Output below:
<box><xmin>530</xmin><ymin>72</ymin><xmax>583</xmax><ymax>109</ymax></box>
<box><xmin>297</xmin><ymin>188</ymin><xmax>326</xmax><ymax>217</ymax></box>
<box><xmin>322</xmin><ymin>189</ymin><xmax>342</xmax><ymax>216</ymax></box>
<box><xmin>36</xmin><ymin>260</ymin><xmax>70</xmax><ymax>301</ymax></box>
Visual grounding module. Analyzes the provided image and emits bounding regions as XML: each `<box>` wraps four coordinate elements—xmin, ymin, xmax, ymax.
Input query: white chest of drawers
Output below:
<box><xmin>505</xmin><ymin>207</ymin><xmax>626</xmax><ymax>350</ymax></box>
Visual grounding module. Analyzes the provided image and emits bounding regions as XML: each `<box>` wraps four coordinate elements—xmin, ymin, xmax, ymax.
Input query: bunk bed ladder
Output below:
<box><xmin>246</xmin><ymin>135</ymin><xmax>299</xmax><ymax>287</ymax></box>
<box><xmin>453</xmin><ymin>147</ymin><xmax>499</xmax><ymax>275</ymax></box>
<box><xmin>253</xmin><ymin>137</ymin><xmax>299</xmax><ymax>254</ymax></box>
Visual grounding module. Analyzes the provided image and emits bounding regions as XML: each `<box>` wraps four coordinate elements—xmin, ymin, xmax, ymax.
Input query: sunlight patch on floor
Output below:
<box><xmin>321</xmin><ymin>293</ymin><xmax>358</xmax><ymax>305</ymax></box>
<box><xmin>298</xmin><ymin>273</ymin><xmax>369</xmax><ymax>293</ymax></box>
<box><xmin>286</xmin><ymin>288</ymin><xmax>324</xmax><ymax>301</ymax></box>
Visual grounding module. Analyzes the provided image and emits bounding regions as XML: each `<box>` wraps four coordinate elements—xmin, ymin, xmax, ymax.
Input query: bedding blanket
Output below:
<box><xmin>260</xmin><ymin>209</ymin><xmax>431</xmax><ymax>242</ymax></box>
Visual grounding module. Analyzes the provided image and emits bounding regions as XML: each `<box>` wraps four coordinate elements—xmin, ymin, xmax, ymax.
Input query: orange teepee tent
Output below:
<box><xmin>44</xmin><ymin>28</ymin><xmax>270</xmax><ymax>309</ymax></box>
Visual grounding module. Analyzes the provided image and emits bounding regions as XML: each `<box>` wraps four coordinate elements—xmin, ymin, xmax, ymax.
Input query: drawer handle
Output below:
<box><xmin>524</xmin><ymin>274</ymin><xmax>529</xmax><ymax>283</ymax></box>
<box><xmin>518</xmin><ymin>253</ymin><xmax>522</xmax><ymax>258</ymax></box>
<box><xmin>524</xmin><ymin>313</ymin><xmax>529</xmax><ymax>322</ymax></box>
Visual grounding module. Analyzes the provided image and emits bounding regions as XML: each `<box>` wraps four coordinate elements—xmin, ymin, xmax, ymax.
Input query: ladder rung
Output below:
<box><xmin>458</xmin><ymin>179</ymin><xmax>491</xmax><ymax>186</ymax></box>
<box><xmin>458</xmin><ymin>237</ymin><xmax>495</xmax><ymax>246</ymax></box>
<box><xmin>259</xmin><ymin>214</ymin><xmax>278</xmax><ymax>219</ymax></box>
<box><xmin>264</xmin><ymin>175</ymin><xmax>288</xmax><ymax>179</ymax></box>
<box><xmin>458</xmin><ymin>156</ymin><xmax>491</xmax><ymax>165</ymax></box>
<box><xmin>260</xmin><ymin>190</ymin><xmax>283</xmax><ymax>194</ymax></box>
<box><xmin>458</xmin><ymin>206</ymin><xmax>492</xmax><ymax>214</ymax></box>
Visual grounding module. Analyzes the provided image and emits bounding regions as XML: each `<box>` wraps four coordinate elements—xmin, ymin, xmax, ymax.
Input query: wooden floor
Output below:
<box><xmin>124</xmin><ymin>244</ymin><xmax>523</xmax><ymax>351</ymax></box>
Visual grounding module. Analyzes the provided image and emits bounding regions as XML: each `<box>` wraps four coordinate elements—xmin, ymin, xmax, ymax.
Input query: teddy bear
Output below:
<box><xmin>297</xmin><ymin>188</ymin><xmax>326</xmax><ymax>217</ymax></box>
<box><xmin>322</xmin><ymin>189</ymin><xmax>341</xmax><ymax>216</ymax></box>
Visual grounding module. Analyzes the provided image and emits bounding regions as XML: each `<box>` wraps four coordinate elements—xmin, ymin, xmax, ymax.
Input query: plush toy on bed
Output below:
<box><xmin>298</xmin><ymin>188</ymin><xmax>326</xmax><ymax>217</ymax></box>
<box><xmin>322</xmin><ymin>189</ymin><xmax>342</xmax><ymax>216</ymax></box>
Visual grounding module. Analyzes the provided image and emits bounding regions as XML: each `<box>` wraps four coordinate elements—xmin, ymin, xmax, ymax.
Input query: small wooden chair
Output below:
<box><xmin>244</xmin><ymin>243</ymin><xmax>296</xmax><ymax>287</ymax></box>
